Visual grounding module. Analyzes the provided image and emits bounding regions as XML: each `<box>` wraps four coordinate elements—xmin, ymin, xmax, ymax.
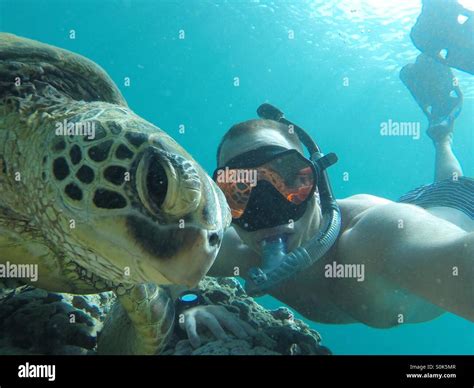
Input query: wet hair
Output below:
<box><xmin>216</xmin><ymin>119</ymin><xmax>303</xmax><ymax>165</ymax></box>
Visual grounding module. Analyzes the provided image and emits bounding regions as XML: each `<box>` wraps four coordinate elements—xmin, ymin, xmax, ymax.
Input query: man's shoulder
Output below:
<box><xmin>337</xmin><ymin>194</ymin><xmax>393</xmax><ymax>231</ymax></box>
<box><xmin>338</xmin><ymin>193</ymin><xmax>391</xmax><ymax>205</ymax></box>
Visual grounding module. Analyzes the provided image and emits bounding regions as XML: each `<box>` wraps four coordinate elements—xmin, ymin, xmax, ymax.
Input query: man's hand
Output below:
<box><xmin>179</xmin><ymin>305</ymin><xmax>257</xmax><ymax>348</ymax></box>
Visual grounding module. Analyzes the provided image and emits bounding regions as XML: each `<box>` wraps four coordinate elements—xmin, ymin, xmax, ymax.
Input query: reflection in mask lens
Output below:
<box><xmin>215</xmin><ymin>151</ymin><xmax>315</xmax><ymax>220</ymax></box>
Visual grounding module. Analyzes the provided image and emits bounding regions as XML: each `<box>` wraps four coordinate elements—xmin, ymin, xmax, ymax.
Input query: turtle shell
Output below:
<box><xmin>0</xmin><ymin>33</ymin><xmax>127</xmax><ymax>106</ymax></box>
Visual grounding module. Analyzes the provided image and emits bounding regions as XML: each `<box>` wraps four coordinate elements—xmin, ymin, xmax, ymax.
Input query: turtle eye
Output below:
<box><xmin>136</xmin><ymin>148</ymin><xmax>170</xmax><ymax>215</ymax></box>
<box><xmin>146</xmin><ymin>154</ymin><xmax>168</xmax><ymax>210</ymax></box>
<box><xmin>136</xmin><ymin>147</ymin><xmax>201</xmax><ymax>218</ymax></box>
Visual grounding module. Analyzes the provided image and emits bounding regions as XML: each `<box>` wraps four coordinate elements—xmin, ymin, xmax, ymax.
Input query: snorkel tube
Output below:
<box><xmin>245</xmin><ymin>104</ymin><xmax>342</xmax><ymax>296</ymax></box>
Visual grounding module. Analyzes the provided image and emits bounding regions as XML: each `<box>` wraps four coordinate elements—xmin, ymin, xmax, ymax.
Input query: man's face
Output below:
<box><xmin>219</xmin><ymin>128</ymin><xmax>322</xmax><ymax>254</ymax></box>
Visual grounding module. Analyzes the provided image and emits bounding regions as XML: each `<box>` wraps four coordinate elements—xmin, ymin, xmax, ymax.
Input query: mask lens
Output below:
<box><xmin>213</xmin><ymin>150</ymin><xmax>316</xmax><ymax>221</ymax></box>
<box><xmin>258</xmin><ymin>153</ymin><xmax>315</xmax><ymax>204</ymax></box>
<box><xmin>215</xmin><ymin>179</ymin><xmax>252</xmax><ymax>219</ymax></box>
<box><xmin>214</xmin><ymin>167</ymin><xmax>258</xmax><ymax>219</ymax></box>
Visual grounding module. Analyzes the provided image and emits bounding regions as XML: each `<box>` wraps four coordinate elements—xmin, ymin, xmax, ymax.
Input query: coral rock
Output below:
<box><xmin>0</xmin><ymin>277</ymin><xmax>331</xmax><ymax>355</ymax></box>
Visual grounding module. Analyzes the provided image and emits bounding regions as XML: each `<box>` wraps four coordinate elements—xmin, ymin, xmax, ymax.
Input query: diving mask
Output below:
<box><xmin>213</xmin><ymin>146</ymin><xmax>317</xmax><ymax>231</ymax></box>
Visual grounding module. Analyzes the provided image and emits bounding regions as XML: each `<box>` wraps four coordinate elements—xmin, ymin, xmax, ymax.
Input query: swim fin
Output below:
<box><xmin>410</xmin><ymin>0</ymin><xmax>474</xmax><ymax>75</ymax></box>
<box><xmin>400</xmin><ymin>53</ymin><xmax>463</xmax><ymax>139</ymax></box>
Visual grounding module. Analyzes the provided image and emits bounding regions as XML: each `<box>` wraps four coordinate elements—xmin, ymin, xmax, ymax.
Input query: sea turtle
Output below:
<box><xmin>0</xmin><ymin>33</ymin><xmax>231</xmax><ymax>354</ymax></box>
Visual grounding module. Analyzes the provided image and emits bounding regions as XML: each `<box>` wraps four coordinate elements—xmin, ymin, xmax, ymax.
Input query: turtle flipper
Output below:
<box><xmin>97</xmin><ymin>283</ymin><xmax>175</xmax><ymax>355</ymax></box>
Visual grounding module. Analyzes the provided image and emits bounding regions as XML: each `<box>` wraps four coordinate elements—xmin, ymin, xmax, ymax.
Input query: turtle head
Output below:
<box><xmin>0</xmin><ymin>33</ymin><xmax>230</xmax><ymax>287</ymax></box>
<box><xmin>47</xmin><ymin>108</ymin><xmax>231</xmax><ymax>288</ymax></box>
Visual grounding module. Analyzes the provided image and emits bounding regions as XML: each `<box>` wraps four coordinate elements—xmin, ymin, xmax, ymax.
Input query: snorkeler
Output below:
<box><xmin>177</xmin><ymin>97</ymin><xmax>472</xmax><ymax>346</ymax></box>
<box><xmin>172</xmin><ymin>0</ymin><xmax>474</xmax><ymax>347</ymax></box>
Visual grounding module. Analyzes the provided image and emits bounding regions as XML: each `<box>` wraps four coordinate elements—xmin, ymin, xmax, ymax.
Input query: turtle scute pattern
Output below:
<box><xmin>46</xmin><ymin>106</ymin><xmax>148</xmax><ymax>212</ymax></box>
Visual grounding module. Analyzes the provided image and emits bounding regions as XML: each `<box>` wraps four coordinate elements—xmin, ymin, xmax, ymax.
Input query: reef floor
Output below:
<box><xmin>0</xmin><ymin>277</ymin><xmax>330</xmax><ymax>355</ymax></box>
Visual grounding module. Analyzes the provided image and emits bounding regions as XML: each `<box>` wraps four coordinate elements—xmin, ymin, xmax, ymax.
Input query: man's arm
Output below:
<box><xmin>173</xmin><ymin>227</ymin><xmax>259</xmax><ymax>347</ymax></box>
<box><xmin>339</xmin><ymin>202</ymin><xmax>474</xmax><ymax>321</ymax></box>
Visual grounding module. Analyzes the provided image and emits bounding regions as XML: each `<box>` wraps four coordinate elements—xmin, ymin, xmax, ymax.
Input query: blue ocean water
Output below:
<box><xmin>1</xmin><ymin>0</ymin><xmax>473</xmax><ymax>354</ymax></box>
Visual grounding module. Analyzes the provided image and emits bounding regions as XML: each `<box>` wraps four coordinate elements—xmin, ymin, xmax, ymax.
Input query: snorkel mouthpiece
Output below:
<box><xmin>245</xmin><ymin>104</ymin><xmax>342</xmax><ymax>296</ymax></box>
<box><xmin>247</xmin><ymin>237</ymin><xmax>287</xmax><ymax>288</ymax></box>
<box><xmin>248</xmin><ymin>237</ymin><xmax>288</xmax><ymax>287</ymax></box>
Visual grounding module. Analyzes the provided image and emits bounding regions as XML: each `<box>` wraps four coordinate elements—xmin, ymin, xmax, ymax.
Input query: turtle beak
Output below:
<box><xmin>157</xmin><ymin>228</ymin><xmax>224</xmax><ymax>287</ymax></box>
